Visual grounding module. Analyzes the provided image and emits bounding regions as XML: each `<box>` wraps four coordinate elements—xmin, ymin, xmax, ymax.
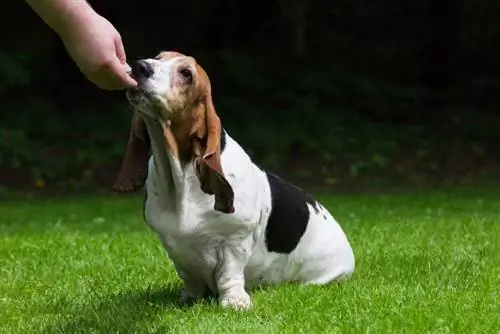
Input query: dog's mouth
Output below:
<box><xmin>126</xmin><ymin>87</ymin><xmax>171</xmax><ymax>122</ymax></box>
<box><xmin>126</xmin><ymin>85</ymin><xmax>150</xmax><ymax>104</ymax></box>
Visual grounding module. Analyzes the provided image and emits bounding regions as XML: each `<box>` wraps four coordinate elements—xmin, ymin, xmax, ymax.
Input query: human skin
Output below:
<box><xmin>26</xmin><ymin>0</ymin><xmax>137</xmax><ymax>90</ymax></box>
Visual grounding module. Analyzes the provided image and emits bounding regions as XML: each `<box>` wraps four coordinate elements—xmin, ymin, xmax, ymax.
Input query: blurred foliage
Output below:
<box><xmin>0</xmin><ymin>0</ymin><xmax>500</xmax><ymax>192</ymax></box>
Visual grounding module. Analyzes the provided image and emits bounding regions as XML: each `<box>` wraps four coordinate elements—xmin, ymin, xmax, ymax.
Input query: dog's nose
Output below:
<box><xmin>131</xmin><ymin>60</ymin><xmax>154</xmax><ymax>79</ymax></box>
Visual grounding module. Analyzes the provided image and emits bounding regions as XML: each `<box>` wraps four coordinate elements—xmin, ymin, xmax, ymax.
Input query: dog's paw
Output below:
<box><xmin>219</xmin><ymin>290</ymin><xmax>252</xmax><ymax>310</ymax></box>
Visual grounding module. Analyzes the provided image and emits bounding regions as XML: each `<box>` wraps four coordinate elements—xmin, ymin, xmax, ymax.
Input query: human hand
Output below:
<box><xmin>60</xmin><ymin>11</ymin><xmax>137</xmax><ymax>90</ymax></box>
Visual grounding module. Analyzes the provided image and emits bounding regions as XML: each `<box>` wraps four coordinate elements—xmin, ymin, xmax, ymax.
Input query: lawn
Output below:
<box><xmin>0</xmin><ymin>188</ymin><xmax>499</xmax><ymax>333</ymax></box>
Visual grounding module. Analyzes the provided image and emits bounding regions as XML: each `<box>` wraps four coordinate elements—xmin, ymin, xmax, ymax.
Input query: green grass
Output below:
<box><xmin>0</xmin><ymin>189</ymin><xmax>499</xmax><ymax>333</ymax></box>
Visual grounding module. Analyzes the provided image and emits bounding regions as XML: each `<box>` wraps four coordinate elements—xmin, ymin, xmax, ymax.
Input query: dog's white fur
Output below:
<box><xmin>123</xmin><ymin>52</ymin><xmax>355</xmax><ymax>310</ymax></box>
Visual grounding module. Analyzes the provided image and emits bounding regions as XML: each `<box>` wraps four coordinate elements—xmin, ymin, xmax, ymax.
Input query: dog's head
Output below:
<box><xmin>112</xmin><ymin>51</ymin><xmax>234</xmax><ymax>213</ymax></box>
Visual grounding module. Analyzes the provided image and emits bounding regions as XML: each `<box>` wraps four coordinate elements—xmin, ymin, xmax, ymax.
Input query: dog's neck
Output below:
<box><xmin>142</xmin><ymin>118</ymin><xmax>185</xmax><ymax>201</ymax></box>
<box><xmin>141</xmin><ymin>108</ymin><xmax>209</xmax><ymax>199</ymax></box>
<box><xmin>139</xmin><ymin>101</ymin><xmax>228</xmax><ymax>212</ymax></box>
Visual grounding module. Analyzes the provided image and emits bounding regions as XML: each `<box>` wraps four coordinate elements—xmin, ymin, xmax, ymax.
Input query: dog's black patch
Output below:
<box><xmin>308</xmin><ymin>195</ymin><xmax>320</xmax><ymax>214</ymax></box>
<box><xmin>264</xmin><ymin>171</ymin><xmax>318</xmax><ymax>253</ymax></box>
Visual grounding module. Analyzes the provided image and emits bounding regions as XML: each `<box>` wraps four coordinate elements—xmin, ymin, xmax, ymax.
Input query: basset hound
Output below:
<box><xmin>112</xmin><ymin>51</ymin><xmax>355</xmax><ymax>310</ymax></box>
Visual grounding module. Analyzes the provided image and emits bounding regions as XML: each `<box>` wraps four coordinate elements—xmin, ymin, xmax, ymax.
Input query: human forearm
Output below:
<box><xmin>25</xmin><ymin>0</ymin><xmax>96</xmax><ymax>38</ymax></box>
<box><xmin>26</xmin><ymin>0</ymin><xmax>136</xmax><ymax>90</ymax></box>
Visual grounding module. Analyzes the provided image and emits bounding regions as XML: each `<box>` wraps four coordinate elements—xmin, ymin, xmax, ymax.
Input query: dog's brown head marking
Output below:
<box><xmin>112</xmin><ymin>51</ymin><xmax>234</xmax><ymax>213</ymax></box>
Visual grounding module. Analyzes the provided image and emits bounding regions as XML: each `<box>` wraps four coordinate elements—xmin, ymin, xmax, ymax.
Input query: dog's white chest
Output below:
<box><xmin>143</xmin><ymin>167</ymin><xmax>239</xmax><ymax>281</ymax></box>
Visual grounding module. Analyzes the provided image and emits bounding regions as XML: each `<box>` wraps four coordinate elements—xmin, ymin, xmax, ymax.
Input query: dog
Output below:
<box><xmin>112</xmin><ymin>51</ymin><xmax>355</xmax><ymax>310</ymax></box>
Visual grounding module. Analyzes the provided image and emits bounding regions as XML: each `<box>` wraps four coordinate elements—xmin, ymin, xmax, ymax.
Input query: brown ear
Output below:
<box><xmin>112</xmin><ymin>112</ymin><xmax>150</xmax><ymax>192</ymax></box>
<box><xmin>192</xmin><ymin>95</ymin><xmax>235</xmax><ymax>213</ymax></box>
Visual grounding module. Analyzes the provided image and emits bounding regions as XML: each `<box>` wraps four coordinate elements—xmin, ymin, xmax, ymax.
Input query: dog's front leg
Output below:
<box><xmin>161</xmin><ymin>240</ymin><xmax>207</xmax><ymax>305</ymax></box>
<box><xmin>214</xmin><ymin>240</ymin><xmax>252</xmax><ymax>310</ymax></box>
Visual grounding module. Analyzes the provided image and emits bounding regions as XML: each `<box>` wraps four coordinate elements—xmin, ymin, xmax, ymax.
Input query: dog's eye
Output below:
<box><xmin>179</xmin><ymin>68</ymin><xmax>193</xmax><ymax>84</ymax></box>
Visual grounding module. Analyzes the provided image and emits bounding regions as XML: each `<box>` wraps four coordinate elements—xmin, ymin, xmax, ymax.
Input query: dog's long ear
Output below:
<box><xmin>191</xmin><ymin>94</ymin><xmax>234</xmax><ymax>213</ymax></box>
<box><xmin>112</xmin><ymin>112</ymin><xmax>150</xmax><ymax>192</ymax></box>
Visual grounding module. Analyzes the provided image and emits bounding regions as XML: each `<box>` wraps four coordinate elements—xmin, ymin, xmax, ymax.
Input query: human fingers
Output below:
<box><xmin>114</xmin><ymin>33</ymin><xmax>127</xmax><ymax>64</ymax></box>
<box><xmin>112</xmin><ymin>39</ymin><xmax>137</xmax><ymax>88</ymax></box>
<box><xmin>88</xmin><ymin>57</ymin><xmax>136</xmax><ymax>90</ymax></box>
<box><xmin>108</xmin><ymin>59</ymin><xmax>137</xmax><ymax>89</ymax></box>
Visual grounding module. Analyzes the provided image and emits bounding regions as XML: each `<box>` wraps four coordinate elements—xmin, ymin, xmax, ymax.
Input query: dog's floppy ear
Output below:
<box><xmin>112</xmin><ymin>111</ymin><xmax>150</xmax><ymax>192</ymax></box>
<box><xmin>191</xmin><ymin>95</ymin><xmax>234</xmax><ymax>213</ymax></box>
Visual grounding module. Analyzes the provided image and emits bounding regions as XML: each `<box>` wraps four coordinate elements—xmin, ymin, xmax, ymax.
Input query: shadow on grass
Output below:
<box><xmin>43</xmin><ymin>285</ymin><xmax>195</xmax><ymax>333</ymax></box>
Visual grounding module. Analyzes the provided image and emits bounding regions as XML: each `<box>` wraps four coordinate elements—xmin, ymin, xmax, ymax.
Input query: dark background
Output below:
<box><xmin>1</xmin><ymin>0</ymin><xmax>500</xmax><ymax>195</ymax></box>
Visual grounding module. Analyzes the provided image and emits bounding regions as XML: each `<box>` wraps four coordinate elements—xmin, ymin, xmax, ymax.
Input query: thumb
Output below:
<box><xmin>109</xmin><ymin>59</ymin><xmax>137</xmax><ymax>88</ymax></box>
